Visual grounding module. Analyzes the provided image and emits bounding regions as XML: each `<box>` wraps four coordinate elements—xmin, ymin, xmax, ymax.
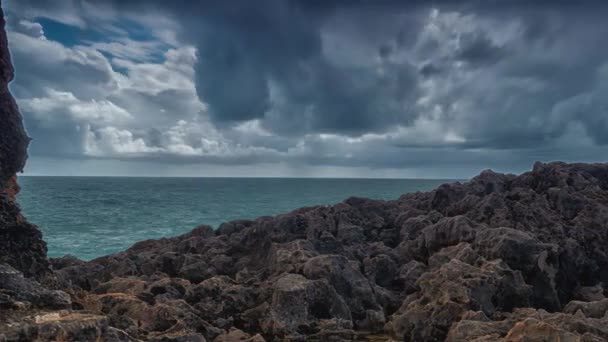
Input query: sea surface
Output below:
<box><xmin>18</xmin><ymin>177</ymin><xmax>453</xmax><ymax>260</ymax></box>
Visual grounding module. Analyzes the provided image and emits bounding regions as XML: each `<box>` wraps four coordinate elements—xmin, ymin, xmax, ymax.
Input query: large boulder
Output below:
<box><xmin>388</xmin><ymin>259</ymin><xmax>531</xmax><ymax>341</ymax></box>
<box><xmin>0</xmin><ymin>311</ymin><xmax>112</xmax><ymax>342</ymax></box>
<box><xmin>0</xmin><ymin>263</ymin><xmax>71</xmax><ymax>310</ymax></box>
<box><xmin>447</xmin><ymin>307</ymin><xmax>608</xmax><ymax>342</ymax></box>
<box><xmin>263</xmin><ymin>273</ymin><xmax>352</xmax><ymax>339</ymax></box>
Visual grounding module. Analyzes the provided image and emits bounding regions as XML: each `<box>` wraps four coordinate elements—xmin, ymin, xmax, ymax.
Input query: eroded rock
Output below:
<box><xmin>19</xmin><ymin>161</ymin><xmax>608</xmax><ymax>341</ymax></box>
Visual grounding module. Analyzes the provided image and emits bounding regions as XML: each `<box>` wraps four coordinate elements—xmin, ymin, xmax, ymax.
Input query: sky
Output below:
<box><xmin>4</xmin><ymin>0</ymin><xmax>608</xmax><ymax>178</ymax></box>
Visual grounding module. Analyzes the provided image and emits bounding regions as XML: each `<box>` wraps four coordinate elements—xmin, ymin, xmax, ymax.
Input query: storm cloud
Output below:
<box><xmin>5</xmin><ymin>0</ymin><xmax>608</xmax><ymax>177</ymax></box>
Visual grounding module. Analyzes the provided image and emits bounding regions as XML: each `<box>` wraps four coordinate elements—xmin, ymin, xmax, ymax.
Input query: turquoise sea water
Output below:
<box><xmin>18</xmin><ymin>177</ymin><xmax>452</xmax><ymax>260</ymax></box>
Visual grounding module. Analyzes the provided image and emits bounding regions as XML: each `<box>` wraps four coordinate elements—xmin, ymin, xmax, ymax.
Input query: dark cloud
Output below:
<box><xmin>5</xmin><ymin>0</ymin><xmax>608</xmax><ymax>177</ymax></box>
<box><xmin>419</xmin><ymin>63</ymin><xmax>442</xmax><ymax>78</ymax></box>
<box><xmin>11</xmin><ymin>0</ymin><xmax>425</xmax><ymax>134</ymax></box>
<box><xmin>182</xmin><ymin>1</ymin><xmax>421</xmax><ymax>134</ymax></box>
<box><xmin>455</xmin><ymin>32</ymin><xmax>505</xmax><ymax>66</ymax></box>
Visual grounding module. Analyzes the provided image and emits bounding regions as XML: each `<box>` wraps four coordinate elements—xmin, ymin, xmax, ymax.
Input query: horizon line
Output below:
<box><xmin>19</xmin><ymin>174</ymin><xmax>463</xmax><ymax>181</ymax></box>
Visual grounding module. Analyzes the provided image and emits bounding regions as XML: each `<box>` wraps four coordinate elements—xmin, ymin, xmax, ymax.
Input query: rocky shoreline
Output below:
<box><xmin>42</xmin><ymin>161</ymin><xmax>608</xmax><ymax>341</ymax></box>
<box><xmin>3</xmin><ymin>163</ymin><xmax>608</xmax><ymax>342</ymax></box>
<box><xmin>2</xmin><ymin>2</ymin><xmax>608</xmax><ymax>341</ymax></box>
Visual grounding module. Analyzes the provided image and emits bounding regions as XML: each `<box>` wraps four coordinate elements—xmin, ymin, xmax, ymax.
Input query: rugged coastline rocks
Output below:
<box><xmin>1</xmin><ymin>162</ymin><xmax>608</xmax><ymax>341</ymax></box>
<box><xmin>8</xmin><ymin>161</ymin><xmax>598</xmax><ymax>341</ymax></box>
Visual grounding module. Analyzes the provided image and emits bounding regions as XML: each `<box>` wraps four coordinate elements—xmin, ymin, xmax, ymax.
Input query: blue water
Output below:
<box><xmin>17</xmin><ymin>177</ymin><xmax>452</xmax><ymax>260</ymax></box>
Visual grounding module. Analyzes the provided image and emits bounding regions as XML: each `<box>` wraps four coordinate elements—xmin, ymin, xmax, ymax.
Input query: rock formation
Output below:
<box><xmin>0</xmin><ymin>3</ymin><xmax>51</xmax><ymax>281</ymax></box>
<box><xmin>1</xmin><ymin>2</ymin><xmax>608</xmax><ymax>341</ymax></box>
<box><xmin>3</xmin><ymin>161</ymin><xmax>606</xmax><ymax>341</ymax></box>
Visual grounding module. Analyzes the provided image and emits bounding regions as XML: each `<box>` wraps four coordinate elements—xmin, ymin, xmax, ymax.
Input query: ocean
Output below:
<box><xmin>17</xmin><ymin>177</ymin><xmax>453</xmax><ymax>260</ymax></box>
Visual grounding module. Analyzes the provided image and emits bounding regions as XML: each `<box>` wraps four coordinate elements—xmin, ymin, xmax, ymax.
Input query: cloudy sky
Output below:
<box><xmin>5</xmin><ymin>1</ymin><xmax>608</xmax><ymax>178</ymax></box>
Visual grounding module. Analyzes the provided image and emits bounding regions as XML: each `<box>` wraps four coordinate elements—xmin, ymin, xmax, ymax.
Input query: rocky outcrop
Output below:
<box><xmin>0</xmin><ymin>311</ymin><xmax>112</xmax><ymax>342</ymax></box>
<box><xmin>446</xmin><ymin>307</ymin><xmax>608</xmax><ymax>342</ymax></box>
<box><xmin>2</xmin><ymin>155</ymin><xmax>608</xmax><ymax>340</ymax></box>
<box><xmin>33</xmin><ymin>161</ymin><xmax>606</xmax><ymax>341</ymax></box>
<box><xmin>0</xmin><ymin>3</ymin><xmax>90</xmax><ymax>341</ymax></box>
<box><xmin>0</xmin><ymin>2</ymin><xmax>50</xmax><ymax>280</ymax></box>
<box><xmin>0</xmin><ymin>264</ymin><xmax>70</xmax><ymax>310</ymax></box>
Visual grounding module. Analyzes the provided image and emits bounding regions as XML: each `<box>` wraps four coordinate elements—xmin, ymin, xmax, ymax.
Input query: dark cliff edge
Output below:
<box><xmin>0</xmin><ymin>3</ymin><xmax>50</xmax><ymax>280</ymax></box>
<box><xmin>2</xmin><ymin>2</ymin><xmax>608</xmax><ymax>341</ymax></box>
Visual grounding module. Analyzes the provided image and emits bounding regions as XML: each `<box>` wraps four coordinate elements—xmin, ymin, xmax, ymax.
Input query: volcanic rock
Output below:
<box><xmin>39</xmin><ymin>161</ymin><xmax>608</xmax><ymax>341</ymax></box>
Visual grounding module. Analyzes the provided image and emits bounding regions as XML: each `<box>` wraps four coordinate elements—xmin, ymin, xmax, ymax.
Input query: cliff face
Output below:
<box><xmin>0</xmin><ymin>4</ymin><xmax>50</xmax><ymax>279</ymax></box>
<box><xmin>0</xmin><ymin>3</ymin><xmax>27</xmax><ymax>191</ymax></box>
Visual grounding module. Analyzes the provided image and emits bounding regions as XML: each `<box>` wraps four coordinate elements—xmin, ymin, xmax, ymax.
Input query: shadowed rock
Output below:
<box><xmin>0</xmin><ymin>3</ymin><xmax>50</xmax><ymax>281</ymax></box>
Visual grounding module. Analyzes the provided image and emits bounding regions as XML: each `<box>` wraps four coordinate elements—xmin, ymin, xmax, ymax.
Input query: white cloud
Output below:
<box><xmin>83</xmin><ymin>119</ymin><xmax>281</xmax><ymax>159</ymax></box>
<box><xmin>21</xmin><ymin>88</ymin><xmax>132</xmax><ymax>125</ymax></box>
<box><xmin>388</xmin><ymin>115</ymin><xmax>466</xmax><ymax>147</ymax></box>
<box><xmin>85</xmin><ymin>38</ymin><xmax>167</xmax><ymax>62</ymax></box>
<box><xmin>160</xmin><ymin>119</ymin><xmax>281</xmax><ymax>158</ymax></box>
<box><xmin>9</xmin><ymin>23</ymin><xmax>214</xmax><ymax>161</ymax></box>
<box><xmin>234</xmin><ymin>119</ymin><xmax>273</xmax><ymax>137</ymax></box>
<box><xmin>9</xmin><ymin>31</ymin><xmax>119</xmax><ymax>99</ymax></box>
<box><xmin>15</xmin><ymin>19</ymin><xmax>45</xmax><ymax>38</ymax></box>
<box><xmin>112</xmin><ymin>46</ymin><xmax>198</xmax><ymax>95</ymax></box>
<box><xmin>84</xmin><ymin>125</ymin><xmax>162</xmax><ymax>156</ymax></box>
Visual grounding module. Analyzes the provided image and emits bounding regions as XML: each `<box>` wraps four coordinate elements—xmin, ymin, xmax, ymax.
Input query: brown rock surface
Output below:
<box><xmin>0</xmin><ymin>311</ymin><xmax>111</xmax><ymax>342</ymax></box>
<box><xmin>43</xmin><ymin>161</ymin><xmax>608</xmax><ymax>341</ymax></box>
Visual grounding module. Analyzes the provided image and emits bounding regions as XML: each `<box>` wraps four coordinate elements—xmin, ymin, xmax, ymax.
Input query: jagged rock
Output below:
<box><xmin>397</xmin><ymin>260</ymin><xmax>427</xmax><ymax>294</ymax></box>
<box><xmin>563</xmin><ymin>299</ymin><xmax>608</xmax><ymax>319</ymax></box>
<box><xmin>0</xmin><ymin>311</ymin><xmax>110</xmax><ymax>342</ymax></box>
<box><xmin>418</xmin><ymin>215</ymin><xmax>478</xmax><ymax>255</ymax></box>
<box><xmin>427</xmin><ymin>242</ymin><xmax>480</xmax><ymax>269</ymax></box>
<box><xmin>504</xmin><ymin>318</ymin><xmax>580</xmax><ymax>342</ymax></box>
<box><xmin>573</xmin><ymin>284</ymin><xmax>606</xmax><ymax>302</ymax></box>
<box><xmin>185</xmin><ymin>275</ymin><xmax>261</xmax><ymax>328</ymax></box>
<box><xmin>214</xmin><ymin>328</ymin><xmax>265</xmax><ymax>342</ymax></box>
<box><xmin>0</xmin><ymin>264</ymin><xmax>71</xmax><ymax>310</ymax></box>
<box><xmin>105</xmin><ymin>327</ymin><xmax>139</xmax><ymax>342</ymax></box>
<box><xmin>263</xmin><ymin>273</ymin><xmax>352</xmax><ymax>338</ymax></box>
<box><xmin>49</xmin><ymin>255</ymin><xmax>85</xmax><ymax>270</ymax></box>
<box><xmin>363</xmin><ymin>253</ymin><xmax>398</xmax><ymax>288</ymax></box>
<box><xmin>19</xmin><ymin>161</ymin><xmax>605</xmax><ymax>341</ymax></box>
<box><xmin>103</xmin><ymin>294</ymin><xmax>220</xmax><ymax>339</ymax></box>
<box><xmin>269</xmin><ymin>240</ymin><xmax>317</xmax><ymax>274</ymax></box>
<box><xmin>446</xmin><ymin>319</ymin><xmax>508</xmax><ymax>342</ymax></box>
<box><xmin>474</xmin><ymin>227</ymin><xmax>562</xmax><ymax>310</ymax></box>
<box><xmin>148</xmin><ymin>332</ymin><xmax>207</xmax><ymax>342</ymax></box>
<box><xmin>0</xmin><ymin>5</ymin><xmax>50</xmax><ymax>280</ymax></box>
<box><xmin>388</xmin><ymin>259</ymin><xmax>531</xmax><ymax>341</ymax></box>
<box><xmin>447</xmin><ymin>307</ymin><xmax>608</xmax><ymax>342</ymax></box>
<box><xmin>303</xmin><ymin>254</ymin><xmax>382</xmax><ymax>328</ymax></box>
